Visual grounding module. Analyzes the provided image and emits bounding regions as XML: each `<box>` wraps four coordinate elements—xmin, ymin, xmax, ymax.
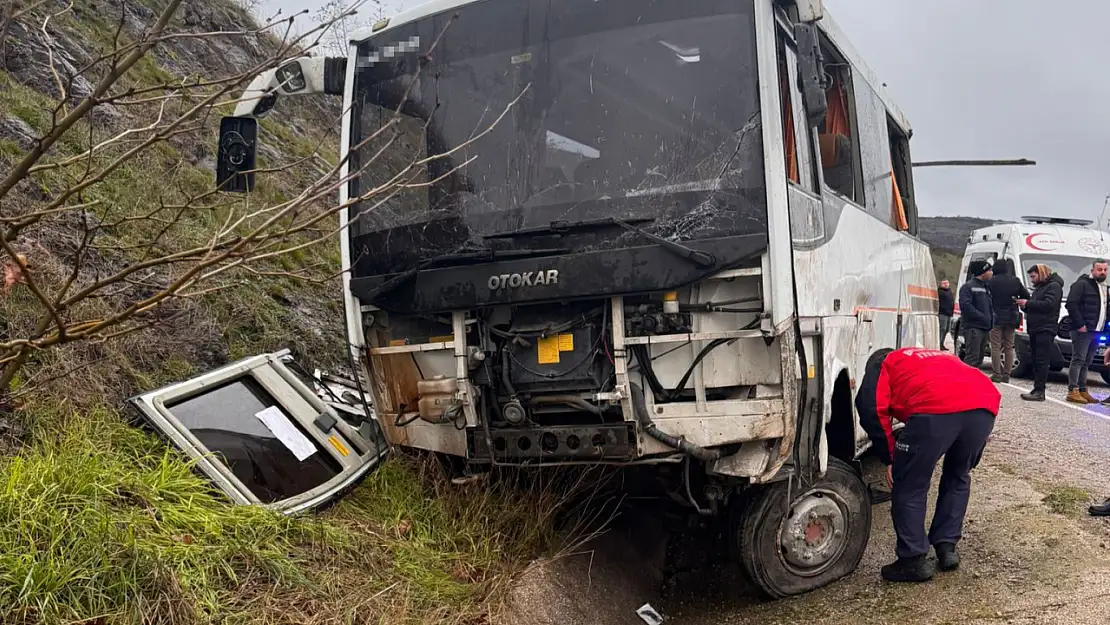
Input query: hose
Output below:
<box><xmin>630</xmin><ymin>382</ymin><xmax>721</xmax><ymax>462</ymax></box>
<box><xmin>500</xmin><ymin>347</ymin><xmax>518</xmax><ymax>398</ymax></box>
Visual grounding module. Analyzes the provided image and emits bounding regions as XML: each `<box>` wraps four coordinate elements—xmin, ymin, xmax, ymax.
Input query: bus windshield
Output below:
<box><xmin>346</xmin><ymin>0</ymin><xmax>766</xmax><ymax>278</ymax></box>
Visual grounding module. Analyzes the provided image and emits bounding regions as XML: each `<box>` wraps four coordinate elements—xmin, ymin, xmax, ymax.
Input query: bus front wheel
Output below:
<box><xmin>734</xmin><ymin>457</ymin><xmax>872</xmax><ymax>599</ymax></box>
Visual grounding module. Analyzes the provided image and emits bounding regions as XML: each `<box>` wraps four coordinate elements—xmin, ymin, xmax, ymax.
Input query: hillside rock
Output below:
<box><xmin>0</xmin><ymin>0</ymin><xmax>347</xmax><ymax>408</ymax></box>
<box><xmin>919</xmin><ymin>216</ymin><xmax>998</xmax><ymax>254</ymax></box>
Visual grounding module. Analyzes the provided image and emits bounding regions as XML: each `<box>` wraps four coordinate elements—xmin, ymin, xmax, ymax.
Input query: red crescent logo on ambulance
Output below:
<box><xmin>1026</xmin><ymin>233</ymin><xmax>1065</xmax><ymax>251</ymax></box>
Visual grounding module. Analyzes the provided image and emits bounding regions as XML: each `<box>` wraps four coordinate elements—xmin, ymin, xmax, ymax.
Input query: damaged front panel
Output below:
<box><xmin>128</xmin><ymin>351</ymin><xmax>387</xmax><ymax>514</ymax></box>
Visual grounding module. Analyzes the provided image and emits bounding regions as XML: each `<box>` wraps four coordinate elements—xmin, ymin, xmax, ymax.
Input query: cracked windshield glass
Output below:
<box><xmin>347</xmin><ymin>0</ymin><xmax>766</xmax><ymax>277</ymax></box>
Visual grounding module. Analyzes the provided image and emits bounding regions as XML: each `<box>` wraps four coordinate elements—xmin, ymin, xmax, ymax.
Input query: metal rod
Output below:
<box><xmin>912</xmin><ymin>158</ymin><xmax>1036</xmax><ymax>168</ymax></box>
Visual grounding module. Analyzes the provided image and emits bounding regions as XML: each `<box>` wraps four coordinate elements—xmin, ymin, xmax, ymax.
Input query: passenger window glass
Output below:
<box><xmin>814</xmin><ymin>44</ymin><xmax>863</xmax><ymax>204</ymax></box>
<box><xmin>776</xmin><ymin>41</ymin><xmax>816</xmax><ymax>193</ymax></box>
<box><xmin>129</xmin><ymin>351</ymin><xmax>387</xmax><ymax>513</ymax></box>
<box><xmin>166</xmin><ymin>377</ymin><xmax>343</xmax><ymax>503</ymax></box>
<box><xmin>888</xmin><ymin>118</ymin><xmax>914</xmax><ymax>233</ymax></box>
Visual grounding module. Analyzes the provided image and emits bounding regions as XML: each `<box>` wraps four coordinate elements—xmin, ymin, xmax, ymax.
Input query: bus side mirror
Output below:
<box><xmin>793</xmin><ymin>23</ymin><xmax>827</xmax><ymax>128</ymax></box>
<box><xmin>216</xmin><ymin>116</ymin><xmax>258</xmax><ymax>194</ymax></box>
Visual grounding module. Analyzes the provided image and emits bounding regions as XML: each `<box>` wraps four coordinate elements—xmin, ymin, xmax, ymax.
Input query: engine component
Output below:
<box><xmin>506</xmin><ymin>323</ymin><xmax>609</xmax><ymax>392</ymax></box>
<box><xmin>417</xmin><ymin>376</ymin><xmax>458</xmax><ymax>423</ymax></box>
<box><xmin>502</xmin><ymin>399</ymin><xmax>527</xmax><ymax>425</ymax></box>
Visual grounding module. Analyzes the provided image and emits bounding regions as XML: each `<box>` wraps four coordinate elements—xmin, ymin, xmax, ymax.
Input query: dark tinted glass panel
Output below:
<box><xmin>167</xmin><ymin>377</ymin><xmax>341</xmax><ymax>503</ymax></box>
<box><xmin>348</xmin><ymin>0</ymin><xmax>766</xmax><ymax>278</ymax></box>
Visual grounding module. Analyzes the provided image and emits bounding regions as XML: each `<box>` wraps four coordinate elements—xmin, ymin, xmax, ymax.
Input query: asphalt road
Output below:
<box><xmin>664</xmin><ymin>359</ymin><xmax>1110</xmax><ymax>625</ymax></box>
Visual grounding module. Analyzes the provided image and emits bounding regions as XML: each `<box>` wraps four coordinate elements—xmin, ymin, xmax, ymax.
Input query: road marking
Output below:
<box><xmin>1002</xmin><ymin>382</ymin><xmax>1110</xmax><ymax>422</ymax></box>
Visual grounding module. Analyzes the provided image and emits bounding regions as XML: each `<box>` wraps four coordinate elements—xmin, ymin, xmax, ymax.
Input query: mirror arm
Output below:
<box><xmin>793</xmin><ymin>22</ymin><xmax>827</xmax><ymax>128</ymax></box>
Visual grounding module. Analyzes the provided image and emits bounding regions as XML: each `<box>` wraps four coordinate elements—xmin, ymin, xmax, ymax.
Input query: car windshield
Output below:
<box><xmin>1022</xmin><ymin>254</ymin><xmax>1099</xmax><ymax>289</ymax></box>
<box><xmin>346</xmin><ymin>0</ymin><xmax>765</xmax><ymax>278</ymax></box>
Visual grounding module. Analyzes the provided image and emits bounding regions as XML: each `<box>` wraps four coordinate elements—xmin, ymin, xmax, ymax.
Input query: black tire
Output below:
<box><xmin>1011</xmin><ymin>348</ymin><xmax>1032</xmax><ymax>378</ymax></box>
<box><xmin>735</xmin><ymin>457</ymin><xmax>872</xmax><ymax>599</ymax></box>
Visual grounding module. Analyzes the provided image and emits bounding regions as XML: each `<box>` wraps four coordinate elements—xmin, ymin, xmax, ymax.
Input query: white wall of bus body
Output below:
<box><xmin>755</xmin><ymin>0</ymin><xmax>797</xmax><ymax>331</ymax></box>
<box><xmin>339</xmin><ymin>42</ymin><xmax>365</xmax><ymax>358</ymax></box>
<box><xmin>817</xmin><ymin>315</ymin><xmax>861</xmax><ymax>468</ymax></box>
<box><xmin>793</xmin><ymin>201</ymin><xmax>936</xmax><ymax>323</ymax></box>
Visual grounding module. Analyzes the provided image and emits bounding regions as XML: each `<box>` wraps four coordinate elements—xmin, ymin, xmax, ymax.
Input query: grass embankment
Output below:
<box><xmin>0</xmin><ymin>404</ymin><xmax>572</xmax><ymax>624</ymax></box>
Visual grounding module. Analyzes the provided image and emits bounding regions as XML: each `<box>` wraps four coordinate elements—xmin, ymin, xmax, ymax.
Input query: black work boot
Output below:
<box><xmin>934</xmin><ymin>542</ymin><xmax>959</xmax><ymax>571</ymax></box>
<box><xmin>1089</xmin><ymin>499</ymin><xmax>1110</xmax><ymax>517</ymax></box>
<box><xmin>881</xmin><ymin>554</ymin><xmax>936</xmax><ymax>583</ymax></box>
<box><xmin>1021</xmin><ymin>389</ymin><xmax>1046</xmax><ymax>402</ymax></box>
<box><xmin>990</xmin><ymin>373</ymin><xmax>1005</xmax><ymax>383</ymax></box>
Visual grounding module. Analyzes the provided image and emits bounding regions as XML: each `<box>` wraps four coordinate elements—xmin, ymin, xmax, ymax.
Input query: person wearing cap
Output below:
<box><xmin>855</xmin><ymin>347</ymin><xmax>1001</xmax><ymax>583</ymax></box>
<box><xmin>958</xmin><ymin>260</ymin><xmax>994</xmax><ymax>368</ymax></box>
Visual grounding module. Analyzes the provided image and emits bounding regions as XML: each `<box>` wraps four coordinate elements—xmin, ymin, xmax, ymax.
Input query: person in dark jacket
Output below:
<box><xmin>1064</xmin><ymin>259</ymin><xmax>1109</xmax><ymax>404</ymax></box>
<box><xmin>938</xmin><ymin>280</ymin><xmax>955</xmax><ymax>350</ymax></box>
<box><xmin>958</xmin><ymin>260</ymin><xmax>994</xmax><ymax>368</ymax></box>
<box><xmin>987</xmin><ymin>259</ymin><xmax>1030</xmax><ymax>382</ymax></box>
<box><xmin>1017</xmin><ymin>264</ymin><xmax>1064</xmax><ymax>401</ymax></box>
<box><xmin>1091</xmin><ymin>345</ymin><xmax>1110</xmax><ymax>517</ymax></box>
<box><xmin>855</xmin><ymin>347</ymin><xmax>1001</xmax><ymax>583</ymax></box>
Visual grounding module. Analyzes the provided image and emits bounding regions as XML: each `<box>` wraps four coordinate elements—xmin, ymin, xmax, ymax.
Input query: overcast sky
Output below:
<box><xmin>259</xmin><ymin>0</ymin><xmax>1110</xmax><ymax>222</ymax></box>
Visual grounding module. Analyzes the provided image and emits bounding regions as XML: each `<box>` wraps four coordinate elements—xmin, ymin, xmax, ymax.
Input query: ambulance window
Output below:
<box><xmin>963</xmin><ymin>252</ymin><xmax>997</xmax><ymax>283</ymax></box>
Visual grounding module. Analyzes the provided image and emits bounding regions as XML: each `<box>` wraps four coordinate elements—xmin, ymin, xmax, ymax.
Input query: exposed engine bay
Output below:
<box><xmin>370</xmin><ymin>273</ymin><xmax>776</xmax><ymax>468</ymax></box>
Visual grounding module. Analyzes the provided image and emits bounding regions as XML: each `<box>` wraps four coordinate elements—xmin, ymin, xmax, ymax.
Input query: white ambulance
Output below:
<box><xmin>953</xmin><ymin>216</ymin><xmax>1110</xmax><ymax>383</ymax></box>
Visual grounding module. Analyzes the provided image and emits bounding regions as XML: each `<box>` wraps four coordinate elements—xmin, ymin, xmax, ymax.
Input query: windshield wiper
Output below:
<box><xmin>361</xmin><ymin>247</ymin><xmax>569</xmax><ymax>301</ymax></box>
<box><xmin>484</xmin><ymin>216</ymin><xmax>653</xmax><ymax>239</ymax></box>
<box><xmin>485</xmin><ymin>217</ymin><xmax>715</xmax><ymax>268</ymax></box>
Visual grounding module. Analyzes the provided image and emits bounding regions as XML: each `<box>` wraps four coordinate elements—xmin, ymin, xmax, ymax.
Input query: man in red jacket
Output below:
<box><xmin>855</xmin><ymin>347</ymin><xmax>1001</xmax><ymax>583</ymax></box>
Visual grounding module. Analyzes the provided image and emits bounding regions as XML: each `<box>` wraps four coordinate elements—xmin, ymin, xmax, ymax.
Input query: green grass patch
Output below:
<box><xmin>1042</xmin><ymin>485</ymin><xmax>1090</xmax><ymax>516</ymax></box>
<box><xmin>0</xmin><ymin>403</ymin><xmax>574</xmax><ymax>624</ymax></box>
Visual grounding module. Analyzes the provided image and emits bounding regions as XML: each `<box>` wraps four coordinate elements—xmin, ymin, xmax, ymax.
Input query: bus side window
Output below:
<box><xmin>775</xmin><ymin>38</ymin><xmax>817</xmax><ymax>193</ymax></box>
<box><xmin>814</xmin><ymin>40</ymin><xmax>863</xmax><ymax>205</ymax></box>
<box><xmin>888</xmin><ymin>118</ymin><xmax>915</xmax><ymax>234</ymax></box>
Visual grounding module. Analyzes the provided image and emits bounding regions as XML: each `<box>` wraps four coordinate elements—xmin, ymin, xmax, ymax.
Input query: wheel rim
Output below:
<box><xmin>777</xmin><ymin>489</ymin><xmax>851</xmax><ymax>577</ymax></box>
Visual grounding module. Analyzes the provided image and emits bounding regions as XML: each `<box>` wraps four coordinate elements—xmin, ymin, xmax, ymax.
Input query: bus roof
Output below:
<box><xmin>351</xmin><ymin>0</ymin><xmax>913</xmax><ymax>135</ymax></box>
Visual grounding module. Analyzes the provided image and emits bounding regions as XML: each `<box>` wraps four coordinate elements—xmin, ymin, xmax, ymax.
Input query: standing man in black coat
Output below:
<box><xmin>1064</xmin><ymin>259</ymin><xmax>1109</xmax><ymax>404</ymax></box>
<box><xmin>958</xmin><ymin>260</ymin><xmax>994</xmax><ymax>368</ymax></box>
<box><xmin>938</xmin><ymin>279</ymin><xmax>955</xmax><ymax>351</ymax></box>
<box><xmin>988</xmin><ymin>259</ymin><xmax>1030</xmax><ymax>383</ymax></box>
<box><xmin>1017</xmin><ymin>264</ymin><xmax>1064</xmax><ymax>401</ymax></box>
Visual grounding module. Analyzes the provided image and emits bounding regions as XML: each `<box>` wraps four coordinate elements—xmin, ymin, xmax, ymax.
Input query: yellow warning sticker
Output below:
<box><xmin>328</xmin><ymin>435</ymin><xmax>350</xmax><ymax>457</ymax></box>
<box><xmin>558</xmin><ymin>333</ymin><xmax>574</xmax><ymax>351</ymax></box>
<box><xmin>537</xmin><ymin>336</ymin><xmax>561</xmax><ymax>364</ymax></box>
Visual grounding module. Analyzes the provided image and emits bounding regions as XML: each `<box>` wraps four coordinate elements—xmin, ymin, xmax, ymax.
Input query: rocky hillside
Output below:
<box><xmin>919</xmin><ymin>215</ymin><xmax>998</xmax><ymax>282</ymax></box>
<box><xmin>918</xmin><ymin>216</ymin><xmax>998</xmax><ymax>254</ymax></box>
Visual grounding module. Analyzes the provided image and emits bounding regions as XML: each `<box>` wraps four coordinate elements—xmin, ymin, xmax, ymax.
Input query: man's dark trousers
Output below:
<box><xmin>891</xmin><ymin>408</ymin><xmax>996</xmax><ymax>559</ymax></box>
<box><xmin>962</xmin><ymin>328</ymin><xmax>988</xmax><ymax>367</ymax></box>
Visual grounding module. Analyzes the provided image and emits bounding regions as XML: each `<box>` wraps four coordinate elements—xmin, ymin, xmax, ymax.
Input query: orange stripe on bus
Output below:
<box><xmin>907</xmin><ymin>285</ymin><xmax>938</xmax><ymax>299</ymax></box>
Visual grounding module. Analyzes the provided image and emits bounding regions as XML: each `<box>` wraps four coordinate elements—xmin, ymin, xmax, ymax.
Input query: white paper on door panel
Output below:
<box><xmin>254</xmin><ymin>406</ymin><xmax>317</xmax><ymax>461</ymax></box>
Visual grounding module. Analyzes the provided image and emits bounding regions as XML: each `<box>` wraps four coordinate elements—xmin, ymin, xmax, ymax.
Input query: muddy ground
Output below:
<box><xmin>504</xmin><ymin>372</ymin><xmax>1110</xmax><ymax>625</ymax></box>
